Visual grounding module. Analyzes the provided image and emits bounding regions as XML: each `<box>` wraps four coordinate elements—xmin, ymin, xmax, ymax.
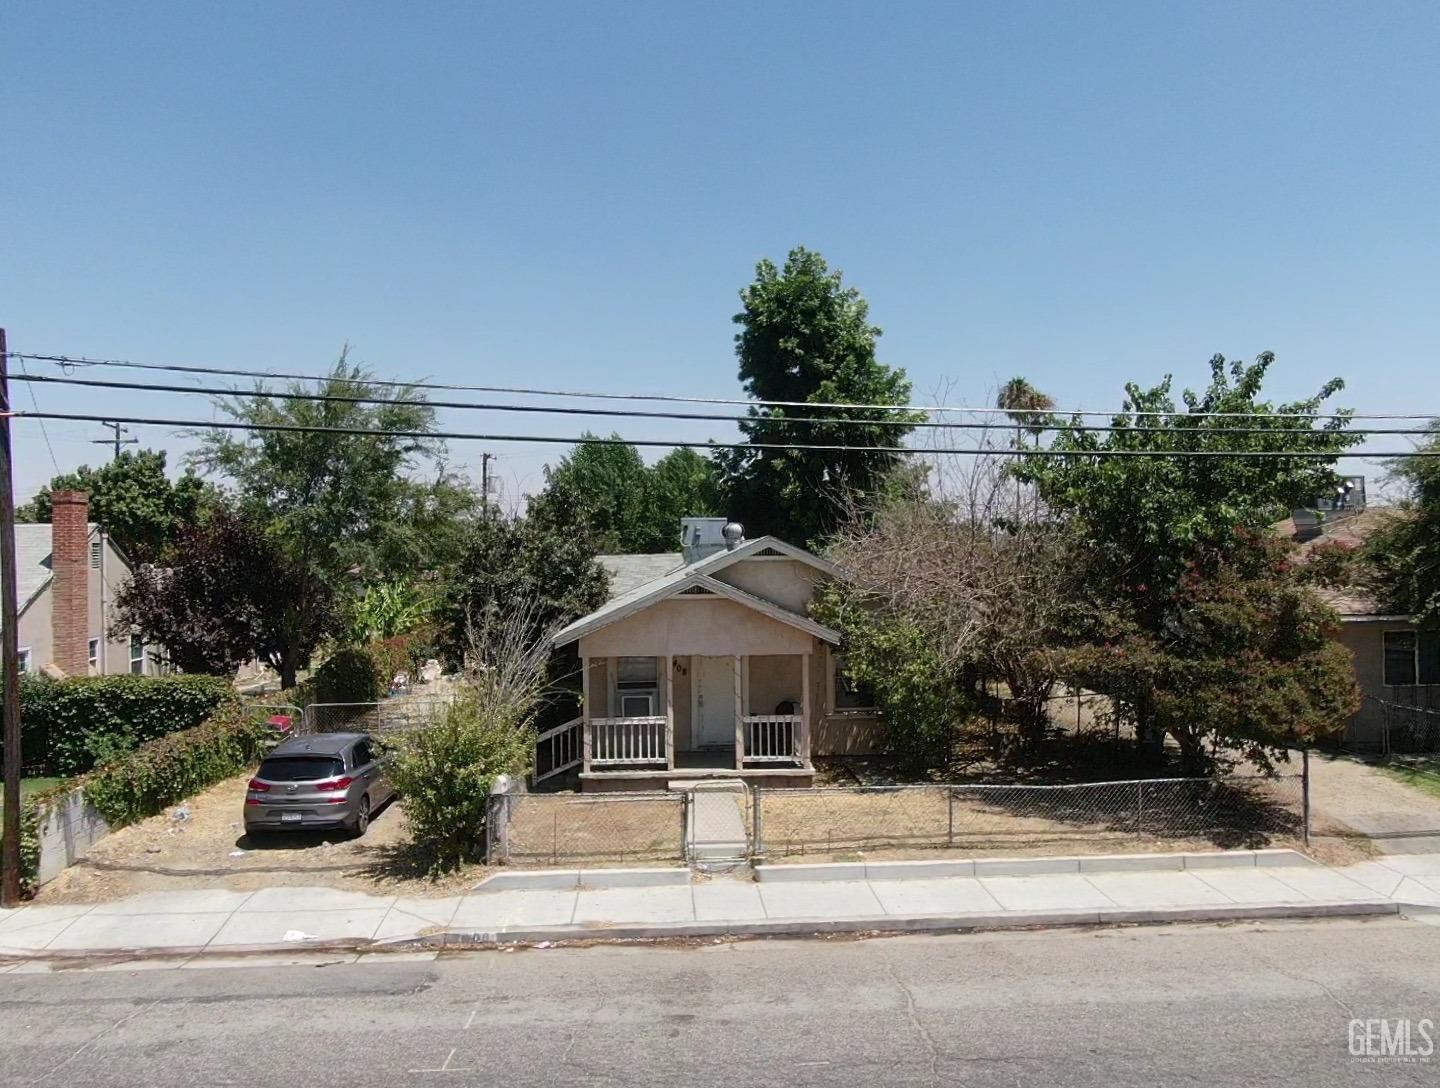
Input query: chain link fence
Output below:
<box><xmin>296</xmin><ymin>697</ymin><xmax>457</xmax><ymax>736</ymax></box>
<box><xmin>1358</xmin><ymin>697</ymin><xmax>1440</xmax><ymax>756</ymax></box>
<box><xmin>490</xmin><ymin>791</ymin><xmax>686</xmax><ymax>865</ymax></box>
<box><xmin>755</xmin><ymin>775</ymin><xmax>1306</xmax><ymax>858</ymax></box>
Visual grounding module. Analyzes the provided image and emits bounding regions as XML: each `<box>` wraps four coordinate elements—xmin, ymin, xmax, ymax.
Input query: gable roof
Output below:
<box><xmin>554</xmin><ymin>534</ymin><xmax>840</xmax><ymax>648</ymax></box>
<box><xmin>14</xmin><ymin>523</ymin><xmax>130</xmax><ymax>614</ymax></box>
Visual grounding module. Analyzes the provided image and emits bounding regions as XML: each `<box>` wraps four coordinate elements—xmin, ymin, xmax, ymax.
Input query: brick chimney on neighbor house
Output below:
<box><xmin>50</xmin><ymin>490</ymin><xmax>91</xmax><ymax>677</ymax></box>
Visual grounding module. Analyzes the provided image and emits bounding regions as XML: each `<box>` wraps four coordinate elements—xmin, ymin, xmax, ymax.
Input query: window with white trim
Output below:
<box><xmin>18</xmin><ymin>648</ymin><xmax>31</xmax><ymax>675</ymax></box>
<box><xmin>615</xmin><ymin>657</ymin><xmax>658</xmax><ymax>717</ymax></box>
<box><xmin>88</xmin><ymin>638</ymin><xmax>100</xmax><ymax>671</ymax></box>
<box><xmin>1383</xmin><ymin>630</ymin><xmax>1440</xmax><ymax>686</ymax></box>
<box><xmin>129</xmin><ymin>635</ymin><xmax>145</xmax><ymax>676</ymax></box>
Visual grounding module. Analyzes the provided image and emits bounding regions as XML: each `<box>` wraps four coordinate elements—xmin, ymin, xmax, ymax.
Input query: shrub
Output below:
<box><xmin>16</xmin><ymin>674</ymin><xmax>237</xmax><ymax>777</ymax></box>
<box><xmin>311</xmin><ymin>632</ymin><xmax>435</xmax><ymax>705</ymax></box>
<box><xmin>81</xmin><ymin>707</ymin><xmax>273</xmax><ymax>827</ymax></box>
<box><xmin>388</xmin><ymin>688</ymin><xmax>534</xmax><ymax>875</ymax></box>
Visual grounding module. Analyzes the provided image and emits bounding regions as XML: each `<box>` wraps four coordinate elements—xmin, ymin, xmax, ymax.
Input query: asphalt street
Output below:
<box><xmin>2</xmin><ymin>916</ymin><xmax>1438</xmax><ymax>1086</ymax></box>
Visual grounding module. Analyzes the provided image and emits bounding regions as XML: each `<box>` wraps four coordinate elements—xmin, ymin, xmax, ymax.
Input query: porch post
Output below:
<box><xmin>733</xmin><ymin>654</ymin><xmax>744</xmax><ymax>770</ymax></box>
<box><xmin>581</xmin><ymin>655</ymin><xmax>592</xmax><ymax>774</ymax></box>
<box><xmin>800</xmin><ymin>648</ymin><xmax>812</xmax><ymax>767</ymax></box>
<box><xmin>664</xmin><ymin>654</ymin><xmax>675</xmax><ymax>771</ymax></box>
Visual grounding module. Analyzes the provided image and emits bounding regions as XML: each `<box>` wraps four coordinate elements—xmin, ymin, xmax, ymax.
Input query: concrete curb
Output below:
<box><xmin>756</xmin><ymin>849</ymin><xmax>1314</xmax><ymax>882</ymax></box>
<box><xmin>0</xmin><ymin>898</ymin><xmax>1404</xmax><ymax>967</ymax></box>
<box><xmin>387</xmin><ymin>898</ymin><xmax>1400</xmax><ymax>947</ymax></box>
<box><xmin>471</xmin><ymin>867</ymin><xmax>691</xmax><ymax>892</ymax></box>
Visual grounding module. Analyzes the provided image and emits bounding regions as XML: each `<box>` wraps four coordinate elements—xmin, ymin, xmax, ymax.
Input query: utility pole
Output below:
<box><xmin>1</xmin><ymin>330</ymin><xmax>23</xmax><ymax>906</ymax></box>
<box><xmin>92</xmin><ymin>421</ymin><xmax>137</xmax><ymax>462</ymax></box>
<box><xmin>480</xmin><ymin>452</ymin><xmax>494</xmax><ymax>510</ymax></box>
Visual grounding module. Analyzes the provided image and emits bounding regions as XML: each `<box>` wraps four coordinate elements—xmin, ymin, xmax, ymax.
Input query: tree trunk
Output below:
<box><xmin>280</xmin><ymin>645</ymin><xmax>300</xmax><ymax>691</ymax></box>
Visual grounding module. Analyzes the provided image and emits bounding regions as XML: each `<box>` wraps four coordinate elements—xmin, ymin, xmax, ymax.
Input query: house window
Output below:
<box><xmin>88</xmin><ymin>638</ymin><xmax>100</xmax><ymax>671</ymax></box>
<box><xmin>615</xmin><ymin>656</ymin><xmax>658</xmax><ymax>717</ymax></box>
<box><xmin>834</xmin><ymin>653</ymin><xmax>877</xmax><ymax>710</ymax></box>
<box><xmin>129</xmin><ymin>635</ymin><xmax>145</xmax><ymax>676</ymax></box>
<box><xmin>1384</xmin><ymin>630</ymin><xmax>1440</xmax><ymax>686</ymax></box>
<box><xmin>18</xmin><ymin>648</ymin><xmax>31</xmax><ymax>675</ymax></box>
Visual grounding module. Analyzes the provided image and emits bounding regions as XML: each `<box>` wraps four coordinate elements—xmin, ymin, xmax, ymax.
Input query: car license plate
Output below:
<box><xmin>281</xmin><ymin>812</ymin><xmax>302</xmax><ymax>823</ymax></box>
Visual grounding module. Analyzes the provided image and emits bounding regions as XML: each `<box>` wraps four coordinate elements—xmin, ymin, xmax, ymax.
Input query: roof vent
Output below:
<box><xmin>722</xmin><ymin>521</ymin><xmax>745</xmax><ymax>551</ymax></box>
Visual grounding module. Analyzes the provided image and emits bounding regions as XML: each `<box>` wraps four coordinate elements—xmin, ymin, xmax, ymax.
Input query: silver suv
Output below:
<box><xmin>244</xmin><ymin>733</ymin><xmax>393</xmax><ymax>837</ymax></box>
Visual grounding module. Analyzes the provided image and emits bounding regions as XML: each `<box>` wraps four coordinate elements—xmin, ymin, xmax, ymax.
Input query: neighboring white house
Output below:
<box><xmin>14</xmin><ymin>490</ymin><xmax>149</xmax><ymax>677</ymax></box>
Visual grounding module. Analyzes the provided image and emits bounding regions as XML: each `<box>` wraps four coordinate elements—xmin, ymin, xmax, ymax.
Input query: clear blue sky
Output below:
<box><xmin>5</xmin><ymin>1</ymin><xmax>1438</xmax><ymax>505</ymax></box>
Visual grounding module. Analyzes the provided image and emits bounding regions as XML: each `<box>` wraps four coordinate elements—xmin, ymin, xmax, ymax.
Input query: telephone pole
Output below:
<box><xmin>1</xmin><ymin>330</ymin><xmax>23</xmax><ymax>906</ymax></box>
<box><xmin>92</xmin><ymin>421</ymin><xmax>138</xmax><ymax>461</ymax></box>
<box><xmin>481</xmin><ymin>452</ymin><xmax>494</xmax><ymax>510</ymax></box>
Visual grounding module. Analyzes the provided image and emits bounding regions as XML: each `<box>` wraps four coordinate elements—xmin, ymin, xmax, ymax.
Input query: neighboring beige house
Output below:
<box><xmin>1280</xmin><ymin>495</ymin><xmax>1439</xmax><ymax>749</ymax></box>
<box><xmin>541</xmin><ymin>518</ymin><xmax>883</xmax><ymax>791</ymax></box>
<box><xmin>14</xmin><ymin>490</ymin><xmax>149</xmax><ymax>678</ymax></box>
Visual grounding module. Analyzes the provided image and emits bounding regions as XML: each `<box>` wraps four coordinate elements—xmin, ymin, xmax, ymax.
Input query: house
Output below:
<box><xmin>13</xmin><ymin>490</ymin><xmax>150</xmax><ymax>677</ymax></box>
<box><xmin>1279</xmin><ymin>491</ymin><xmax>1439</xmax><ymax>749</ymax></box>
<box><xmin>543</xmin><ymin>518</ymin><xmax>882</xmax><ymax>791</ymax></box>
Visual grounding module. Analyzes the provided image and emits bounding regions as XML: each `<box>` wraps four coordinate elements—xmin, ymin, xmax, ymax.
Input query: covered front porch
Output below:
<box><xmin>581</xmin><ymin>651</ymin><xmax>813</xmax><ymax>786</ymax></box>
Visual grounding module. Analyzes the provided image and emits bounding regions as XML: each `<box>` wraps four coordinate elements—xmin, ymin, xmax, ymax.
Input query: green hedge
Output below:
<box><xmin>17</xmin><ymin>674</ymin><xmax>238</xmax><ymax>777</ymax></box>
<box><xmin>82</xmin><ymin>707</ymin><xmax>273</xmax><ymax>827</ymax></box>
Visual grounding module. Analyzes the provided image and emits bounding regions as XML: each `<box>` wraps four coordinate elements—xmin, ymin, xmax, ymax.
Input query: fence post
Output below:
<box><xmin>681</xmin><ymin>790</ymin><xmax>691</xmax><ymax>863</ymax></box>
<box><xmin>946</xmin><ymin>786</ymin><xmax>955</xmax><ymax>848</ymax></box>
<box><xmin>753</xmin><ymin>785</ymin><xmax>764</xmax><ymax>857</ymax></box>
<box><xmin>1136</xmin><ymin>779</ymin><xmax>1145</xmax><ymax>830</ymax></box>
<box><xmin>1302</xmin><ymin>748</ymin><xmax>1311</xmax><ymax>849</ymax></box>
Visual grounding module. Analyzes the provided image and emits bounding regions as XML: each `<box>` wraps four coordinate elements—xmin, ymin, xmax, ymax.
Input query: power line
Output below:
<box><xmin>13</xmin><ymin>356</ymin><xmax>59</xmax><ymax>475</ymax></box>
<box><xmin>12</xmin><ymin>371</ymin><xmax>1424</xmax><ymax>438</ymax></box>
<box><xmin>8</xmin><ymin>410</ymin><xmax>1436</xmax><ymax>458</ymax></box>
<box><xmin>15</xmin><ymin>350</ymin><xmax>1436</xmax><ymax>423</ymax></box>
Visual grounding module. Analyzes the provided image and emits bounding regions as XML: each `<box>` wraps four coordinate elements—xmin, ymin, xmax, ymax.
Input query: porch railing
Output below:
<box><xmin>591</xmin><ymin>715</ymin><xmax>668</xmax><ymax>766</ymax></box>
<box><xmin>743</xmin><ymin>714</ymin><xmax>802</xmax><ymax>764</ymax></box>
<box><xmin>534</xmin><ymin>716</ymin><xmax>584</xmax><ymax>784</ymax></box>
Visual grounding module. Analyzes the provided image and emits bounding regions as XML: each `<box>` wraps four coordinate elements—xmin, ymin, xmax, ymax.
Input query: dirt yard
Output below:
<box><xmin>35</xmin><ymin>774</ymin><xmax>487</xmax><ymax>904</ymax></box>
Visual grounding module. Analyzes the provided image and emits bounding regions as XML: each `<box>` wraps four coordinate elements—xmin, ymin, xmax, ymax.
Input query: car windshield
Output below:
<box><xmin>257</xmin><ymin>756</ymin><xmax>345</xmax><ymax>782</ymax></box>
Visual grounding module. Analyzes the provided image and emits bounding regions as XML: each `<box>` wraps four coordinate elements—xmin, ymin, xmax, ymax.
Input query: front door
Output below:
<box><xmin>692</xmin><ymin>655</ymin><xmax>736</xmax><ymax>750</ymax></box>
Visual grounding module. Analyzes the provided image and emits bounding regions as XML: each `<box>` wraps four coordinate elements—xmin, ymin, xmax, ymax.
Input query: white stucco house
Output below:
<box><xmin>537</xmin><ymin>518</ymin><xmax>884</xmax><ymax>791</ymax></box>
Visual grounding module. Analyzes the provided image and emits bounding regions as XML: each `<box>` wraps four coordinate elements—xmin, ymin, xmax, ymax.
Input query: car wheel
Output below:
<box><xmin>354</xmin><ymin>794</ymin><xmax>371</xmax><ymax>837</ymax></box>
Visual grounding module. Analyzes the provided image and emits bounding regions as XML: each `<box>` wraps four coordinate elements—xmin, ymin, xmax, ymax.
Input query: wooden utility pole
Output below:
<box><xmin>91</xmin><ymin>420</ymin><xmax>137</xmax><ymax>461</ymax></box>
<box><xmin>1</xmin><ymin>329</ymin><xmax>24</xmax><ymax>906</ymax></box>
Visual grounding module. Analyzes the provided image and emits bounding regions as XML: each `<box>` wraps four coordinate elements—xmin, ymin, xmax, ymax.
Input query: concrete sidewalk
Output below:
<box><xmin>4</xmin><ymin>850</ymin><xmax>1439</xmax><ymax>962</ymax></box>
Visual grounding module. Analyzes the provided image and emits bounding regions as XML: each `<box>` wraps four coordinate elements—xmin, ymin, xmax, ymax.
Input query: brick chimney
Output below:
<box><xmin>50</xmin><ymin>490</ymin><xmax>91</xmax><ymax>677</ymax></box>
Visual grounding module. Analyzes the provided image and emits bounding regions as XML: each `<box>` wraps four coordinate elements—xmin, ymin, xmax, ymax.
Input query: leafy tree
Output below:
<box><xmin>528</xmin><ymin>435</ymin><xmax>650</xmax><ymax>553</ymax></box>
<box><xmin>190</xmin><ymin>352</ymin><xmax>451</xmax><ymax>686</ymax></box>
<box><xmin>717</xmin><ymin>247</ymin><xmax>924</xmax><ymax>545</ymax></box>
<box><xmin>1365</xmin><ymin>423</ymin><xmax>1440</xmax><ymax>624</ymax></box>
<box><xmin>441</xmin><ymin>510</ymin><xmax>609</xmax><ymax>659</ymax></box>
<box><xmin>1015</xmin><ymin>353</ymin><xmax>1364</xmax><ymax>768</ymax></box>
<box><xmin>1055</xmin><ymin>533</ymin><xmax>1361</xmax><ymax>773</ymax></box>
<box><xmin>18</xmin><ymin>449</ymin><xmax>213</xmax><ymax>563</ymax></box>
<box><xmin>1014</xmin><ymin>354</ymin><xmax>1361</xmax><ymax>622</ymax></box>
<box><xmin>341</xmin><ymin>579</ymin><xmax>435</xmax><ymax>645</ymax></box>
<box><xmin>529</xmin><ymin>439</ymin><xmax>723</xmax><ymax>554</ymax></box>
<box><xmin>639</xmin><ymin>448</ymin><xmax>722</xmax><ymax>550</ymax></box>
<box><xmin>112</xmin><ymin>504</ymin><xmax>320</xmax><ymax>678</ymax></box>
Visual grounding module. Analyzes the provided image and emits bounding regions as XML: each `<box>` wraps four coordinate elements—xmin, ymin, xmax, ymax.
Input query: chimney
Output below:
<box><xmin>50</xmin><ymin>490</ymin><xmax>91</xmax><ymax>677</ymax></box>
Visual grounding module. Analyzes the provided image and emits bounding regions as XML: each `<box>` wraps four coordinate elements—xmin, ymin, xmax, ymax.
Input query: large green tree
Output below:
<box><xmin>1365</xmin><ymin>423</ymin><xmax>1440</xmax><ymax>624</ymax></box>
<box><xmin>1016</xmin><ymin>353</ymin><xmax>1364</xmax><ymax>769</ymax></box>
<box><xmin>191</xmin><ymin>353</ymin><xmax>457</xmax><ymax>686</ymax></box>
<box><xmin>529</xmin><ymin>437</ymin><xmax>722</xmax><ymax>554</ymax></box>
<box><xmin>18</xmin><ymin>449</ymin><xmax>213</xmax><ymax>563</ymax></box>
<box><xmin>717</xmin><ymin>247</ymin><xmax>924</xmax><ymax>545</ymax></box>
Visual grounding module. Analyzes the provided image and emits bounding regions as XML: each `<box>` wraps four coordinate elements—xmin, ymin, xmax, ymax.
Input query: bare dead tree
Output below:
<box><xmin>827</xmin><ymin>409</ymin><xmax>1081</xmax><ymax>743</ymax></box>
